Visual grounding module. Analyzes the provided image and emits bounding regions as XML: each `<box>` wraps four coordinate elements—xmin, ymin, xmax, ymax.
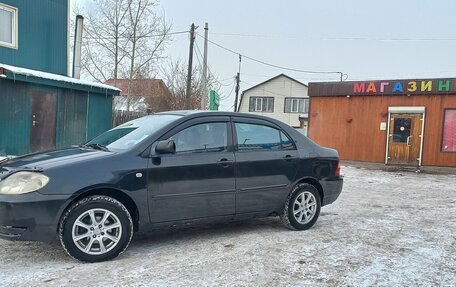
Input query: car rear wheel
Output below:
<box><xmin>280</xmin><ymin>183</ymin><xmax>321</xmax><ymax>230</ymax></box>
<box><xmin>59</xmin><ymin>195</ymin><xmax>133</xmax><ymax>263</ymax></box>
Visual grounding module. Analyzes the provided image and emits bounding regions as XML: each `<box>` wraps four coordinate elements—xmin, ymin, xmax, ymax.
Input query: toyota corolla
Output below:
<box><xmin>0</xmin><ymin>111</ymin><xmax>343</xmax><ymax>262</ymax></box>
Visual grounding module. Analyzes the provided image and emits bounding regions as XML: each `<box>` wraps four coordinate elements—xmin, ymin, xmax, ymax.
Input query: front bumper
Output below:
<box><xmin>0</xmin><ymin>192</ymin><xmax>69</xmax><ymax>242</ymax></box>
<box><xmin>321</xmin><ymin>177</ymin><xmax>344</xmax><ymax>206</ymax></box>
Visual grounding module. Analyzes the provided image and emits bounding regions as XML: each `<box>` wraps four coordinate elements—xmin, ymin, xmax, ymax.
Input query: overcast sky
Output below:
<box><xmin>74</xmin><ymin>0</ymin><xmax>456</xmax><ymax>110</ymax></box>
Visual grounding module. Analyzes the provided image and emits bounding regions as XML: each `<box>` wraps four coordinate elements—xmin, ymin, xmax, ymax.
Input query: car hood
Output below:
<box><xmin>0</xmin><ymin>147</ymin><xmax>113</xmax><ymax>172</ymax></box>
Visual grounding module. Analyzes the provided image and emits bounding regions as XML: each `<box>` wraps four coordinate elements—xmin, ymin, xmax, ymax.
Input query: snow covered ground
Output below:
<box><xmin>0</xmin><ymin>166</ymin><xmax>455</xmax><ymax>286</ymax></box>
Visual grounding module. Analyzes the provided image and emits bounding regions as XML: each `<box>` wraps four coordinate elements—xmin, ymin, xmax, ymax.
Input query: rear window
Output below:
<box><xmin>235</xmin><ymin>123</ymin><xmax>295</xmax><ymax>151</ymax></box>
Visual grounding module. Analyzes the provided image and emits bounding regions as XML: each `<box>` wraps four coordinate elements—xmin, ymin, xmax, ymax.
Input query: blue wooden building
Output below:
<box><xmin>0</xmin><ymin>0</ymin><xmax>69</xmax><ymax>75</ymax></box>
<box><xmin>0</xmin><ymin>0</ymin><xmax>119</xmax><ymax>156</ymax></box>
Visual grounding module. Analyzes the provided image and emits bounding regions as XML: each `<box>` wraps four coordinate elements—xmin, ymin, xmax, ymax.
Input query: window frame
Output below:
<box><xmin>233</xmin><ymin>120</ymin><xmax>297</xmax><ymax>152</ymax></box>
<box><xmin>0</xmin><ymin>3</ymin><xmax>18</xmax><ymax>49</ymax></box>
<box><xmin>168</xmin><ymin>122</ymin><xmax>230</xmax><ymax>154</ymax></box>
<box><xmin>154</xmin><ymin>116</ymin><xmax>233</xmax><ymax>156</ymax></box>
<box><xmin>392</xmin><ymin>117</ymin><xmax>412</xmax><ymax>143</ymax></box>
<box><xmin>441</xmin><ymin>108</ymin><xmax>456</xmax><ymax>153</ymax></box>
<box><xmin>284</xmin><ymin>97</ymin><xmax>309</xmax><ymax>113</ymax></box>
<box><xmin>249</xmin><ymin>97</ymin><xmax>274</xmax><ymax>113</ymax></box>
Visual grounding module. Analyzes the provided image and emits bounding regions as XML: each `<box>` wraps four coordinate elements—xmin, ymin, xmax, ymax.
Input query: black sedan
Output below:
<box><xmin>0</xmin><ymin>111</ymin><xmax>343</xmax><ymax>262</ymax></box>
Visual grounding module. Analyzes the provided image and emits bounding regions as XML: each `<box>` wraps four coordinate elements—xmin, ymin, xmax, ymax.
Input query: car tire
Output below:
<box><xmin>280</xmin><ymin>183</ymin><xmax>321</xmax><ymax>231</ymax></box>
<box><xmin>58</xmin><ymin>195</ymin><xmax>133</xmax><ymax>263</ymax></box>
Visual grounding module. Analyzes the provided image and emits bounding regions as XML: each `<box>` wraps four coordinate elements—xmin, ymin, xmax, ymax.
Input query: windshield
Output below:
<box><xmin>86</xmin><ymin>114</ymin><xmax>181</xmax><ymax>151</ymax></box>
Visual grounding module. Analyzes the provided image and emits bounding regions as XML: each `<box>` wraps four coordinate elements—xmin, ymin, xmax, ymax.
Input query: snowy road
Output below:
<box><xmin>1</xmin><ymin>166</ymin><xmax>455</xmax><ymax>286</ymax></box>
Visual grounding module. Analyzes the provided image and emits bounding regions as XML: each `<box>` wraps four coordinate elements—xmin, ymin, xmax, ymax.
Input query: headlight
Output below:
<box><xmin>0</xmin><ymin>172</ymin><xmax>50</xmax><ymax>195</ymax></box>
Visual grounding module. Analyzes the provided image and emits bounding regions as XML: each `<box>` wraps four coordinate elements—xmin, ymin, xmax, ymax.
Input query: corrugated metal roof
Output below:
<box><xmin>0</xmin><ymin>63</ymin><xmax>120</xmax><ymax>92</ymax></box>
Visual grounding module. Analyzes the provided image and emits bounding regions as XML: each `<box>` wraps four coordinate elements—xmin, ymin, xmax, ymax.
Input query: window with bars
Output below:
<box><xmin>284</xmin><ymin>98</ymin><xmax>309</xmax><ymax>113</ymax></box>
<box><xmin>249</xmin><ymin>97</ymin><xmax>274</xmax><ymax>113</ymax></box>
<box><xmin>0</xmin><ymin>3</ymin><xmax>17</xmax><ymax>49</ymax></box>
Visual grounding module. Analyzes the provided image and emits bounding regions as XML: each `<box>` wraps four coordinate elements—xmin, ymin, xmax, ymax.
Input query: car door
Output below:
<box><xmin>147</xmin><ymin>116</ymin><xmax>236</xmax><ymax>223</ymax></box>
<box><xmin>232</xmin><ymin>117</ymin><xmax>299</xmax><ymax>214</ymax></box>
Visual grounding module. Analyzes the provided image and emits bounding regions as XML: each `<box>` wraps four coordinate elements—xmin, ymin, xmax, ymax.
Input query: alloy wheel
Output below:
<box><xmin>71</xmin><ymin>208</ymin><xmax>122</xmax><ymax>255</ymax></box>
<box><xmin>292</xmin><ymin>191</ymin><xmax>317</xmax><ymax>224</ymax></box>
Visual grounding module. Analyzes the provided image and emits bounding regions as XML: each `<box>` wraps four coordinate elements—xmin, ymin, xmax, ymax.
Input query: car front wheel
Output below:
<box><xmin>59</xmin><ymin>195</ymin><xmax>133</xmax><ymax>263</ymax></box>
<box><xmin>281</xmin><ymin>183</ymin><xmax>321</xmax><ymax>230</ymax></box>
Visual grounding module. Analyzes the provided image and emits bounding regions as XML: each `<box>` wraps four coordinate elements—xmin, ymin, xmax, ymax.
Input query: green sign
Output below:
<box><xmin>209</xmin><ymin>90</ymin><xmax>220</xmax><ymax>111</ymax></box>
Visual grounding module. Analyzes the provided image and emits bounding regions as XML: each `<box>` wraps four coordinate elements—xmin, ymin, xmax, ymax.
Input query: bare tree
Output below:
<box><xmin>160</xmin><ymin>59</ymin><xmax>222</xmax><ymax>111</ymax></box>
<box><xmin>78</xmin><ymin>0</ymin><xmax>171</xmax><ymax>111</ymax></box>
<box><xmin>77</xmin><ymin>0</ymin><xmax>131</xmax><ymax>82</ymax></box>
<box><xmin>123</xmin><ymin>0</ymin><xmax>171</xmax><ymax>111</ymax></box>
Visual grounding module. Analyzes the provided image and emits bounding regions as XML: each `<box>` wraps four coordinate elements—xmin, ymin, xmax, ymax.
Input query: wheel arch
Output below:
<box><xmin>294</xmin><ymin>177</ymin><xmax>324</xmax><ymax>204</ymax></box>
<box><xmin>59</xmin><ymin>188</ymin><xmax>140</xmax><ymax>232</ymax></box>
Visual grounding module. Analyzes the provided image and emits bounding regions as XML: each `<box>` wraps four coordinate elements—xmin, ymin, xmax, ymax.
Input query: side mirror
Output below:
<box><xmin>155</xmin><ymin>140</ymin><xmax>176</xmax><ymax>154</ymax></box>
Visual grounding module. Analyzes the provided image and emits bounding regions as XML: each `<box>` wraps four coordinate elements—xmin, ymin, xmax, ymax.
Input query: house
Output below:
<box><xmin>0</xmin><ymin>1</ymin><xmax>119</xmax><ymax>156</ymax></box>
<box><xmin>105</xmin><ymin>78</ymin><xmax>172</xmax><ymax>113</ymax></box>
<box><xmin>237</xmin><ymin>74</ymin><xmax>309</xmax><ymax>130</ymax></box>
<box><xmin>0</xmin><ymin>0</ymin><xmax>69</xmax><ymax>75</ymax></box>
<box><xmin>308</xmin><ymin>78</ymin><xmax>456</xmax><ymax>167</ymax></box>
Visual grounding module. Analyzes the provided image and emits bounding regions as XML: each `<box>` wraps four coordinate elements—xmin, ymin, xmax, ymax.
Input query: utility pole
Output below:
<box><xmin>186</xmin><ymin>23</ymin><xmax>196</xmax><ymax>110</ymax></box>
<box><xmin>234</xmin><ymin>73</ymin><xmax>240</xmax><ymax>112</ymax></box>
<box><xmin>201</xmin><ymin>23</ymin><xmax>209</xmax><ymax>110</ymax></box>
<box><xmin>234</xmin><ymin>54</ymin><xmax>242</xmax><ymax>112</ymax></box>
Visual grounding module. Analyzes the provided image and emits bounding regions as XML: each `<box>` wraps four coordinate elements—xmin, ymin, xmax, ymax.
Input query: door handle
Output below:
<box><xmin>217</xmin><ymin>158</ymin><xmax>233</xmax><ymax>168</ymax></box>
<box><xmin>32</xmin><ymin>120</ymin><xmax>39</xmax><ymax>126</ymax></box>
<box><xmin>283</xmin><ymin>155</ymin><xmax>297</xmax><ymax>161</ymax></box>
<box><xmin>406</xmin><ymin>136</ymin><xmax>412</xmax><ymax>147</ymax></box>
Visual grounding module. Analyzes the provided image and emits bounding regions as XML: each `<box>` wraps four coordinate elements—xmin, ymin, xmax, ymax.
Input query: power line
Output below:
<box><xmin>195</xmin><ymin>43</ymin><xmax>236</xmax><ymax>104</ymax></box>
<box><xmin>195</xmin><ymin>42</ymin><xmax>236</xmax><ymax>103</ymax></box>
<box><xmin>315</xmin><ymin>37</ymin><xmax>456</xmax><ymax>42</ymax></box>
<box><xmin>220</xmin><ymin>76</ymin><xmax>236</xmax><ymax>82</ymax></box>
<box><xmin>194</xmin><ymin>41</ymin><xmax>235</xmax><ymax>87</ymax></box>
<box><xmin>219</xmin><ymin>80</ymin><xmax>237</xmax><ymax>101</ymax></box>
<box><xmin>196</xmin><ymin>33</ymin><xmax>343</xmax><ymax>76</ymax></box>
<box><xmin>212</xmin><ymin>32</ymin><xmax>456</xmax><ymax>42</ymax></box>
<box><xmin>241</xmin><ymin>72</ymin><xmax>340</xmax><ymax>81</ymax></box>
<box><xmin>71</xmin><ymin>30</ymin><xmax>189</xmax><ymax>40</ymax></box>
<box><xmin>193</xmin><ymin>43</ymin><xmax>203</xmax><ymax>77</ymax></box>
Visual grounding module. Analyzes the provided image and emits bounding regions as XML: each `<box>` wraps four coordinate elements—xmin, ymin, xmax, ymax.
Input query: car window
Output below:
<box><xmin>87</xmin><ymin>114</ymin><xmax>181</xmax><ymax>151</ymax></box>
<box><xmin>280</xmin><ymin>131</ymin><xmax>295</xmax><ymax>150</ymax></box>
<box><xmin>169</xmin><ymin>122</ymin><xmax>228</xmax><ymax>153</ymax></box>
<box><xmin>235</xmin><ymin>123</ymin><xmax>295</xmax><ymax>151</ymax></box>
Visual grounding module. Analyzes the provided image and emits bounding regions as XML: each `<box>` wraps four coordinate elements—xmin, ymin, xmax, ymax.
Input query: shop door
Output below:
<box><xmin>30</xmin><ymin>93</ymin><xmax>57</xmax><ymax>152</ymax></box>
<box><xmin>387</xmin><ymin>113</ymin><xmax>423</xmax><ymax>166</ymax></box>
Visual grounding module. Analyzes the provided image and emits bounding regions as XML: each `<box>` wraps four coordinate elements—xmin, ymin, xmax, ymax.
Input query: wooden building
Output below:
<box><xmin>0</xmin><ymin>1</ymin><xmax>120</xmax><ymax>156</ymax></box>
<box><xmin>0</xmin><ymin>0</ymin><xmax>69</xmax><ymax>75</ymax></box>
<box><xmin>105</xmin><ymin>78</ymin><xmax>172</xmax><ymax>113</ymax></box>
<box><xmin>308</xmin><ymin>78</ymin><xmax>456</xmax><ymax>167</ymax></box>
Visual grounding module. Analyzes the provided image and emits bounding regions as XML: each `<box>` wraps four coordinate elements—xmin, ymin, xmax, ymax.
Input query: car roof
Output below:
<box><xmin>156</xmin><ymin>110</ymin><xmax>280</xmax><ymax>121</ymax></box>
<box><xmin>130</xmin><ymin>110</ymin><xmax>319</xmax><ymax>153</ymax></box>
<box><xmin>155</xmin><ymin>110</ymin><xmax>299</xmax><ymax>132</ymax></box>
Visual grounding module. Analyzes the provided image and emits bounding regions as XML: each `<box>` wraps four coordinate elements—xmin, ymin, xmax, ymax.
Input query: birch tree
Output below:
<box><xmin>79</xmin><ymin>0</ymin><xmax>171</xmax><ymax>111</ymax></box>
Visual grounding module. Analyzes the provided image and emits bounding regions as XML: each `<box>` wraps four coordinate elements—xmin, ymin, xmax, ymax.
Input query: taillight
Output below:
<box><xmin>335</xmin><ymin>160</ymin><xmax>341</xmax><ymax>177</ymax></box>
